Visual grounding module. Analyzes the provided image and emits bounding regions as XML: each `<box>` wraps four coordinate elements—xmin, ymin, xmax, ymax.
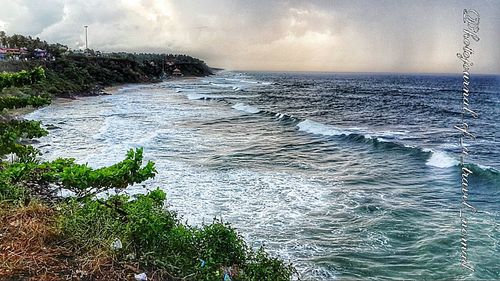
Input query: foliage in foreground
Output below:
<box><xmin>59</xmin><ymin>189</ymin><xmax>294</xmax><ymax>280</ymax></box>
<box><xmin>0</xmin><ymin>66</ymin><xmax>295</xmax><ymax>280</ymax></box>
<box><xmin>0</xmin><ymin>119</ymin><xmax>48</xmax><ymax>162</ymax></box>
<box><xmin>0</xmin><ymin>201</ymin><xmax>74</xmax><ymax>279</ymax></box>
<box><xmin>5</xmin><ymin>148</ymin><xmax>156</xmax><ymax>199</ymax></box>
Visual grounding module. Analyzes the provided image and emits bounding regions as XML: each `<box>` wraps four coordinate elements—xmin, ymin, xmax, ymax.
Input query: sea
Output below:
<box><xmin>26</xmin><ymin>71</ymin><xmax>499</xmax><ymax>280</ymax></box>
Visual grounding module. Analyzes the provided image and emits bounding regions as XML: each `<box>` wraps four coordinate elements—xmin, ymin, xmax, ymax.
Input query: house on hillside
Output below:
<box><xmin>20</xmin><ymin>48</ymin><xmax>29</xmax><ymax>59</ymax></box>
<box><xmin>0</xmin><ymin>49</ymin><xmax>6</xmax><ymax>61</ymax></box>
<box><xmin>172</xmin><ymin>67</ymin><xmax>183</xmax><ymax>77</ymax></box>
<box><xmin>0</xmin><ymin>47</ymin><xmax>29</xmax><ymax>60</ymax></box>
<box><xmin>34</xmin><ymin>48</ymin><xmax>48</xmax><ymax>59</ymax></box>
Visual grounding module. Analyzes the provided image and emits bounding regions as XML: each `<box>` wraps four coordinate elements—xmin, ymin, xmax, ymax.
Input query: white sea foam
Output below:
<box><xmin>477</xmin><ymin>164</ymin><xmax>492</xmax><ymax>170</ymax></box>
<box><xmin>426</xmin><ymin>151</ymin><xmax>459</xmax><ymax>168</ymax></box>
<box><xmin>297</xmin><ymin>119</ymin><xmax>359</xmax><ymax>137</ymax></box>
<box><xmin>379</xmin><ymin>131</ymin><xmax>407</xmax><ymax>138</ymax></box>
<box><xmin>377</xmin><ymin>137</ymin><xmax>391</xmax><ymax>143</ymax></box>
<box><xmin>223</xmin><ymin>78</ymin><xmax>273</xmax><ymax>86</ymax></box>
<box><xmin>209</xmin><ymin>82</ymin><xmax>235</xmax><ymax>88</ymax></box>
<box><xmin>187</xmin><ymin>93</ymin><xmax>225</xmax><ymax>100</ymax></box>
<box><xmin>276</xmin><ymin>113</ymin><xmax>285</xmax><ymax>119</ymax></box>
<box><xmin>175</xmin><ymin>88</ymin><xmax>210</xmax><ymax>93</ymax></box>
<box><xmin>476</xmin><ymin>163</ymin><xmax>500</xmax><ymax>173</ymax></box>
<box><xmin>92</xmin><ymin>118</ymin><xmax>112</xmax><ymax>141</ymax></box>
<box><xmin>232</xmin><ymin>103</ymin><xmax>261</xmax><ymax>114</ymax></box>
<box><xmin>298</xmin><ymin>121</ymin><xmax>460</xmax><ymax>171</ymax></box>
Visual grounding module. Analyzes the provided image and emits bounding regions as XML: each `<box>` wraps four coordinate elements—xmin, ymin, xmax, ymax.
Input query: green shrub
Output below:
<box><xmin>0</xmin><ymin>166</ymin><xmax>29</xmax><ymax>202</ymax></box>
<box><xmin>4</xmin><ymin>148</ymin><xmax>157</xmax><ymax>198</ymax></box>
<box><xmin>0</xmin><ymin>66</ymin><xmax>45</xmax><ymax>90</ymax></box>
<box><xmin>0</xmin><ymin>94</ymin><xmax>51</xmax><ymax>111</ymax></box>
<box><xmin>57</xmin><ymin>190</ymin><xmax>295</xmax><ymax>280</ymax></box>
<box><xmin>196</xmin><ymin>221</ymin><xmax>248</xmax><ymax>267</ymax></box>
<box><xmin>240</xmin><ymin>248</ymin><xmax>296</xmax><ymax>281</ymax></box>
<box><xmin>0</xmin><ymin>120</ymin><xmax>48</xmax><ymax>161</ymax></box>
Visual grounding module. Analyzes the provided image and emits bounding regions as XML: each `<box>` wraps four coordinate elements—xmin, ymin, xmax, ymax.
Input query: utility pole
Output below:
<box><xmin>84</xmin><ymin>25</ymin><xmax>88</xmax><ymax>50</ymax></box>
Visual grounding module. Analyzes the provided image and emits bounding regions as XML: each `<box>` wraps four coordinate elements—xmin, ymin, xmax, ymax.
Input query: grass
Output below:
<box><xmin>0</xmin><ymin>202</ymin><xmax>74</xmax><ymax>280</ymax></box>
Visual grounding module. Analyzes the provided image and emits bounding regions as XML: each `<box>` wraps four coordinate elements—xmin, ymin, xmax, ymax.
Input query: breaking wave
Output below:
<box><xmin>232</xmin><ymin>103</ymin><xmax>261</xmax><ymax>114</ymax></box>
<box><xmin>294</xmin><ymin>119</ymin><xmax>496</xmax><ymax>175</ymax></box>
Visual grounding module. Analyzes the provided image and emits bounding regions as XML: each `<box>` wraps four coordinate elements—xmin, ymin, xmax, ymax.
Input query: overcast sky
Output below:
<box><xmin>1</xmin><ymin>0</ymin><xmax>499</xmax><ymax>73</ymax></box>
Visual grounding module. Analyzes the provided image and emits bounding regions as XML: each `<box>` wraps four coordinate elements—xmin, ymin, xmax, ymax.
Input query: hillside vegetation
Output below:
<box><xmin>1</xmin><ymin>32</ymin><xmax>213</xmax><ymax>98</ymax></box>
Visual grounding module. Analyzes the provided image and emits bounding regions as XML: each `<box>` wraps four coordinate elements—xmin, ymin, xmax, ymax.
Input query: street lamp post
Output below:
<box><xmin>84</xmin><ymin>25</ymin><xmax>88</xmax><ymax>50</ymax></box>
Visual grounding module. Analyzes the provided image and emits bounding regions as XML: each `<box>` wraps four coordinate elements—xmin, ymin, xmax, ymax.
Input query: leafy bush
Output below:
<box><xmin>58</xmin><ymin>189</ymin><xmax>295</xmax><ymax>280</ymax></box>
<box><xmin>0</xmin><ymin>66</ymin><xmax>45</xmax><ymax>90</ymax></box>
<box><xmin>0</xmin><ymin>120</ymin><xmax>48</xmax><ymax>161</ymax></box>
<box><xmin>0</xmin><ymin>94</ymin><xmax>51</xmax><ymax>111</ymax></box>
<box><xmin>0</xmin><ymin>167</ymin><xmax>29</xmax><ymax>202</ymax></box>
<box><xmin>4</xmin><ymin>148</ymin><xmax>157</xmax><ymax>198</ymax></box>
<box><xmin>240</xmin><ymin>248</ymin><xmax>296</xmax><ymax>281</ymax></box>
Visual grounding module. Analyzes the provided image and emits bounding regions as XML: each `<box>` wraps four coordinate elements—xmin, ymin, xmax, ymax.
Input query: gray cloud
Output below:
<box><xmin>0</xmin><ymin>0</ymin><xmax>64</xmax><ymax>35</ymax></box>
<box><xmin>0</xmin><ymin>0</ymin><xmax>499</xmax><ymax>73</ymax></box>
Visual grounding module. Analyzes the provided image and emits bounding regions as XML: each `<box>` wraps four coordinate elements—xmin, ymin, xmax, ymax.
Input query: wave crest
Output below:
<box><xmin>425</xmin><ymin>151</ymin><xmax>459</xmax><ymax>168</ymax></box>
<box><xmin>232</xmin><ymin>103</ymin><xmax>261</xmax><ymax>114</ymax></box>
<box><xmin>297</xmin><ymin>119</ymin><xmax>353</xmax><ymax>136</ymax></box>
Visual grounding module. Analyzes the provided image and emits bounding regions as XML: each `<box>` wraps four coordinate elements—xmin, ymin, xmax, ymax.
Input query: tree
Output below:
<box><xmin>0</xmin><ymin>31</ymin><xmax>6</xmax><ymax>47</ymax></box>
<box><xmin>0</xmin><ymin>32</ymin><xmax>70</xmax><ymax>58</ymax></box>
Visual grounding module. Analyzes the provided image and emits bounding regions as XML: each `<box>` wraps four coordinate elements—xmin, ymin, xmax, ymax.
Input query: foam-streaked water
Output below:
<box><xmin>26</xmin><ymin>71</ymin><xmax>499</xmax><ymax>280</ymax></box>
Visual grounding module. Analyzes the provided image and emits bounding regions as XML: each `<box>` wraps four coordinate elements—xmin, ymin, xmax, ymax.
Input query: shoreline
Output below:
<box><xmin>103</xmin><ymin>85</ymin><xmax>123</xmax><ymax>95</ymax></box>
<box><xmin>14</xmin><ymin>78</ymin><xmax>201</xmax><ymax>118</ymax></box>
<box><xmin>2</xmin><ymin>85</ymin><xmax>125</xmax><ymax>121</ymax></box>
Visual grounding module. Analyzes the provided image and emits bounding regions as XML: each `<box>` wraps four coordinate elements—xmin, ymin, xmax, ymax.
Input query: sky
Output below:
<box><xmin>0</xmin><ymin>0</ymin><xmax>499</xmax><ymax>74</ymax></box>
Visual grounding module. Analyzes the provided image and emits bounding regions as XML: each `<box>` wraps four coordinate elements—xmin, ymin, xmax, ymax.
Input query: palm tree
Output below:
<box><xmin>0</xmin><ymin>31</ymin><xmax>6</xmax><ymax>47</ymax></box>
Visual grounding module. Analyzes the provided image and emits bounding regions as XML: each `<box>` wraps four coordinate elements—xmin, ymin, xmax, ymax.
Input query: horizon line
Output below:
<box><xmin>220</xmin><ymin>68</ymin><xmax>500</xmax><ymax>76</ymax></box>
